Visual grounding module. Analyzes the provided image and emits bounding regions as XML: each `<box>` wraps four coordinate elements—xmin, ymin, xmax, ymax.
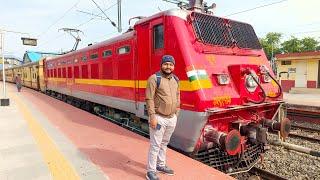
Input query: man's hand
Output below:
<box><xmin>149</xmin><ymin>118</ymin><xmax>158</xmax><ymax>129</ymax></box>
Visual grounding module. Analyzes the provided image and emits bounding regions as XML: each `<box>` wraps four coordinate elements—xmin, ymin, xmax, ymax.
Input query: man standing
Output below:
<box><xmin>145</xmin><ymin>55</ymin><xmax>180</xmax><ymax>180</ymax></box>
<box><xmin>15</xmin><ymin>74</ymin><xmax>22</xmax><ymax>92</ymax></box>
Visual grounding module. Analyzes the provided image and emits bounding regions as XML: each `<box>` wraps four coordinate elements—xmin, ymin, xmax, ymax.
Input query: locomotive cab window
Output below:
<box><xmin>118</xmin><ymin>46</ymin><xmax>130</xmax><ymax>55</ymax></box>
<box><xmin>153</xmin><ymin>24</ymin><xmax>164</xmax><ymax>49</ymax></box>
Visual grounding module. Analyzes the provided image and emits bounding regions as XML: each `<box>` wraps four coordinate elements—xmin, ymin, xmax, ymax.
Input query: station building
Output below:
<box><xmin>0</xmin><ymin>55</ymin><xmax>23</xmax><ymax>69</ymax></box>
<box><xmin>275</xmin><ymin>51</ymin><xmax>320</xmax><ymax>92</ymax></box>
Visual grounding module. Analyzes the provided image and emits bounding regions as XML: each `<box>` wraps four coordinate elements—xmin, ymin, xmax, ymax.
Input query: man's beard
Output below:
<box><xmin>161</xmin><ymin>69</ymin><xmax>172</xmax><ymax>76</ymax></box>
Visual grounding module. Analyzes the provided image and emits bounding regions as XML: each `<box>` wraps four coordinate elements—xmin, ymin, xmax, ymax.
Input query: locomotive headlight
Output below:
<box><xmin>217</xmin><ymin>74</ymin><xmax>230</xmax><ymax>85</ymax></box>
<box><xmin>245</xmin><ymin>73</ymin><xmax>259</xmax><ymax>92</ymax></box>
<box><xmin>261</xmin><ymin>74</ymin><xmax>271</xmax><ymax>83</ymax></box>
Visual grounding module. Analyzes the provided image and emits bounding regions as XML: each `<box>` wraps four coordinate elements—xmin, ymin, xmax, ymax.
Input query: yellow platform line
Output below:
<box><xmin>11</xmin><ymin>93</ymin><xmax>80</xmax><ymax>180</ymax></box>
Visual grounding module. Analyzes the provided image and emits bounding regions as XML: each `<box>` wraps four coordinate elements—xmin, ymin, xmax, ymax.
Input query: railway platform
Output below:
<box><xmin>0</xmin><ymin>83</ymin><xmax>232</xmax><ymax>180</ymax></box>
<box><xmin>283</xmin><ymin>92</ymin><xmax>320</xmax><ymax>123</ymax></box>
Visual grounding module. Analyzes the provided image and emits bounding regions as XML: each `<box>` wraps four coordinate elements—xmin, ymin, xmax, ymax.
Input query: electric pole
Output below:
<box><xmin>0</xmin><ymin>29</ymin><xmax>32</xmax><ymax>106</ymax></box>
<box><xmin>0</xmin><ymin>31</ymin><xmax>8</xmax><ymax>106</ymax></box>
<box><xmin>117</xmin><ymin>0</ymin><xmax>122</xmax><ymax>33</ymax></box>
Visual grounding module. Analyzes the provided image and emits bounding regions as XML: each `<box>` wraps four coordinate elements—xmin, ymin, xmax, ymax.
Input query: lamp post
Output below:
<box><xmin>0</xmin><ymin>30</ymin><xmax>9</xmax><ymax>106</ymax></box>
<box><xmin>0</xmin><ymin>29</ymin><xmax>35</xmax><ymax>106</ymax></box>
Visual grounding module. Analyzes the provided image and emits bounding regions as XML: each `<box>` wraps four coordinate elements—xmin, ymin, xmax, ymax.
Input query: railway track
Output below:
<box><xmin>287</xmin><ymin>109</ymin><xmax>320</xmax><ymax>124</ymax></box>
<box><xmin>290</xmin><ymin>124</ymin><xmax>320</xmax><ymax>143</ymax></box>
<box><xmin>291</xmin><ymin>124</ymin><xmax>320</xmax><ymax>132</ymax></box>
<box><xmin>249</xmin><ymin>167</ymin><xmax>287</xmax><ymax>180</ymax></box>
<box><xmin>288</xmin><ymin>133</ymin><xmax>320</xmax><ymax>143</ymax></box>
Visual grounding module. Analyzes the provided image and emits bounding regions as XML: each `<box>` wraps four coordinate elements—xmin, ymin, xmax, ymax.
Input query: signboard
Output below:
<box><xmin>21</xmin><ymin>37</ymin><xmax>37</xmax><ymax>46</ymax></box>
<box><xmin>288</xmin><ymin>68</ymin><xmax>296</xmax><ymax>73</ymax></box>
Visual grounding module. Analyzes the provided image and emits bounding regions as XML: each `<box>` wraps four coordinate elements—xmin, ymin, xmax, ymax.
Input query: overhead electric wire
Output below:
<box><xmin>90</xmin><ymin>0</ymin><xmax>117</xmax><ymax>27</ymax></box>
<box><xmin>290</xmin><ymin>29</ymin><xmax>320</xmax><ymax>35</ymax></box>
<box><xmin>0</xmin><ymin>29</ymin><xmax>30</xmax><ymax>36</ymax></box>
<box><xmin>75</xmin><ymin>2</ymin><xmax>118</xmax><ymax>28</ymax></box>
<box><xmin>39</xmin><ymin>1</ymin><xmax>118</xmax><ymax>49</ymax></box>
<box><xmin>77</xmin><ymin>10</ymin><xmax>108</xmax><ymax>20</ymax></box>
<box><xmin>82</xmin><ymin>30</ymin><xmax>118</xmax><ymax>45</ymax></box>
<box><xmin>37</xmin><ymin>0</ymin><xmax>81</xmax><ymax>38</ymax></box>
<box><xmin>224</xmin><ymin>0</ymin><xmax>288</xmax><ymax>17</ymax></box>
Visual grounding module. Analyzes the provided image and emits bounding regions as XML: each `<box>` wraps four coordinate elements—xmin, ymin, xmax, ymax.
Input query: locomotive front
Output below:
<box><xmin>164</xmin><ymin>5</ymin><xmax>291</xmax><ymax>174</ymax></box>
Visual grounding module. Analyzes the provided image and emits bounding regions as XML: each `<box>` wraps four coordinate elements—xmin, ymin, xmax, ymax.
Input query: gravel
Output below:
<box><xmin>232</xmin><ymin>128</ymin><xmax>320</xmax><ymax>180</ymax></box>
<box><xmin>254</xmin><ymin>133</ymin><xmax>320</xmax><ymax>180</ymax></box>
<box><xmin>292</xmin><ymin>121</ymin><xmax>320</xmax><ymax>131</ymax></box>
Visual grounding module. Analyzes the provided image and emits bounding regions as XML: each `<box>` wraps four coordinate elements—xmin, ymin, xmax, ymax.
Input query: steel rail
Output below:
<box><xmin>287</xmin><ymin>110</ymin><xmax>320</xmax><ymax>120</ymax></box>
<box><xmin>249</xmin><ymin>167</ymin><xmax>287</xmax><ymax>180</ymax></box>
<box><xmin>288</xmin><ymin>133</ymin><xmax>320</xmax><ymax>144</ymax></box>
<box><xmin>291</xmin><ymin>124</ymin><xmax>320</xmax><ymax>133</ymax></box>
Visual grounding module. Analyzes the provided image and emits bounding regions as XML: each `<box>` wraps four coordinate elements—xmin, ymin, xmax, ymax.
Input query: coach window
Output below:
<box><xmin>153</xmin><ymin>24</ymin><xmax>164</xmax><ymax>49</ymax></box>
<box><xmin>118</xmin><ymin>46</ymin><xmax>130</xmax><ymax>55</ymax></box>
<box><xmin>90</xmin><ymin>53</ymin><xmax>98</xmax><ymax>60</ymax></box>
<box><xmin>102</xmin><ymin>50</ymin><xmax>112</xmax><ymax>58</ymax></box>
<box><xmin>281</xmin><ymin>61</ymin><xmax>291</xmax><ymax>65</ymax></box>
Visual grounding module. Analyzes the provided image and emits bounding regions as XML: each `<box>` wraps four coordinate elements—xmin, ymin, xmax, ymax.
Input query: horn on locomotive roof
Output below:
<box><xmin>163</xmin><ymin>0</ymin><xmax>216</xmax><ymax>13</ymax></box>
<box><xmin>189</xmin><ymin>0</ymin><xmax>216</xmax><ymax>13</ymax></box>
<box><xmin>188</xmin><ymin>0</ymin><xmax>203</xmax><ymax>11</ymax></box>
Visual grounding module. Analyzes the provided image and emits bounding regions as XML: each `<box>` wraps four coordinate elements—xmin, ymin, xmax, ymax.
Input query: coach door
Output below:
<box><xmin>296</xmin><ymin>61</ymin><xmax>307</xmax><ymax>87</ymax></box>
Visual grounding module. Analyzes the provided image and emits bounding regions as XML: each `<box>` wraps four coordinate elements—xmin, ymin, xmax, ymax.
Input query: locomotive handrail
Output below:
<box><xmin>266</xmin><ymin>71</ymin><xmax>282</xmax><ymax>98</ymax></box>
<box><xmin>246</xmin><ymin>69</ymin><xmax>266</xmax><ymax>104</ymax></box>
<box><xmin>206</xmin><ymin>100</ymin><xmax>284</xmax><ymax>114</ymax></box>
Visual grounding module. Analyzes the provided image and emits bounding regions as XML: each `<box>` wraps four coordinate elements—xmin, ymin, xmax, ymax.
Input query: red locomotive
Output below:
<box><xmin>4</xmin><ymin>1</ymin><xmax>291</xmax><ymax>174</ymax></box>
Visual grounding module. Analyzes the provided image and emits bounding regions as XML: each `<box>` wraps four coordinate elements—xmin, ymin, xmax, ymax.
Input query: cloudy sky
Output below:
<box><xmin>1</xmin><ymin>0</ymin><xmax>320</xmax><ymax>59</ymax></box>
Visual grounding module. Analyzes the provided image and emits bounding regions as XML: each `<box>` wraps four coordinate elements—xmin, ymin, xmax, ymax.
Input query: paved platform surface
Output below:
<box><xmin>0</xmin><ymin>83</ymin><xmax>232</xmax><ymax>180</ymax></box>
<box><xmin>283</xmin><ymin>92</ymin><xmax>320</xmax><ymax>107</ymax></box>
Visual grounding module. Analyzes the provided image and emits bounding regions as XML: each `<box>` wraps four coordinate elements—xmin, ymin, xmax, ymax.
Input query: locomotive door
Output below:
<box><xmin>135</xmin><ymin>22</ymin><xmax>151</xmax><ymax>114</ymax></box>
<box><xmin>150</xmin><ymin>19</ymin><xmax>164</xmax><ymax>74</ymax></box>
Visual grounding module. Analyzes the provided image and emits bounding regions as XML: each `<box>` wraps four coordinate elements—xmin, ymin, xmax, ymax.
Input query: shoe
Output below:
<box><xmin>156</xmin><ymin>166</ymin><xmax>174</xmax><ymax>175</ymax></box>
<box><xmin>146</xmin><ymin>171</ymin><xmax>159</xmax><ymax>180</ymax></box>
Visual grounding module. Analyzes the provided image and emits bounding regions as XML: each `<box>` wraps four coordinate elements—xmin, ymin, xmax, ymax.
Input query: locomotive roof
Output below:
<box><xmin>46</xmin><ymin>8</ymin><xmax>255</xmax><ymax>63</ymax></box>
<box><xmin>134</xmin><ymin>9</ymin><xmax>189</xmax><ymax>25</ymax></box>
<box><xmin>46</xmin><ymin>31</ymin><xmax>135</xmax><ymax>62</ymax></box>
<box><xmin>46</xmin><ymin>9</ymin><xmax>189</xmax><ymax>63</ymax></box>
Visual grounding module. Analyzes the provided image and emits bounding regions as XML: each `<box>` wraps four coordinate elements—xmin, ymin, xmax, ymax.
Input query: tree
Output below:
<box><xmin>259</xmin><ymin>32</ymin><xmax>282</xmax><ymax>60</ymax></box>
<box><xmin>281</xmin><ymin>36</ymin><xmax>302</xmax><ymax>53</ymax></box>
<box><xmin>300</xmin><ymin>37</ymin><xmax>319</xmax><ymax>51</ymax></box>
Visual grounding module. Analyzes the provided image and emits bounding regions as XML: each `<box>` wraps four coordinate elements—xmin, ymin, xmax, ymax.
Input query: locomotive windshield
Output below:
<box><xmin>191</xmin><ymin>12</ymin><xmax>262</xmax><ymax>50</ymax></box>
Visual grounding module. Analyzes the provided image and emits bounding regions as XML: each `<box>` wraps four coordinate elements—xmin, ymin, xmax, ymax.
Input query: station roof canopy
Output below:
<box><xmin>23</xmin><ymin>51</ymin><xmax>61</xmax><ymax>63</ymax></box>
<box><xmin>275</xmin><ymin>51</ymin><xmax>320</xmax><ymax>60</ymax></box>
